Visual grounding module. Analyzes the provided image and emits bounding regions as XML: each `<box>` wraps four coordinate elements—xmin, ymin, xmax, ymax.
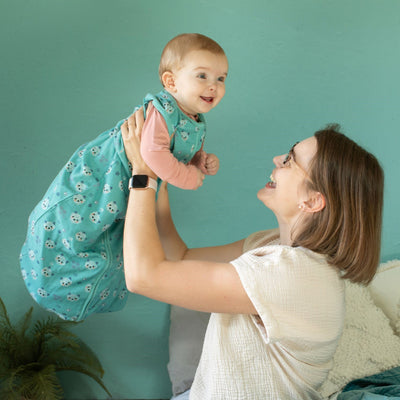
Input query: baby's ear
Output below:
<box><xmin>161</xmin><ymin>71</ymin><xmax>176</xmax><ymax>91</ymax></box>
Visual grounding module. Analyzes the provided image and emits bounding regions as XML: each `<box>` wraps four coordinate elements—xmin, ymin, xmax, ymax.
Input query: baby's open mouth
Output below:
<box><xmin>201</xmin><ymin>96</ymin><xmax>214</xmax><ymax>104</ymax></box>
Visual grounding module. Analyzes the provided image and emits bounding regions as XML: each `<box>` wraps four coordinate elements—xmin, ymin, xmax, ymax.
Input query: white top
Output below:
<box><xmin>190</xmin><ymin>230</ymin><xmax>345</xmax><ymax>400</ymax></box>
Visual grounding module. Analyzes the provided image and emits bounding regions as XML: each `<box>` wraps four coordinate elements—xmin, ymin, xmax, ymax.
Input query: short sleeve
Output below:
<box><xmin>231</xmin><ymin>246</ymin><xmax>344</xmax><ymax>345</ymax></box>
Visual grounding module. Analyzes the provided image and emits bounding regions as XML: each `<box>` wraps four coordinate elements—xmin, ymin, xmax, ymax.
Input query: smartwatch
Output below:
<box><xmin>128</xmin><ymin>175</ymin><xmax>157</xmax><ymax>191</ymax></box>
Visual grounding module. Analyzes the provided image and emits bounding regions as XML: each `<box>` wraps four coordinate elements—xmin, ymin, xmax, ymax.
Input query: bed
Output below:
<box><xmin>167</xmin><ymin>259</ymin><xmax>400</xmax><ymax>399</ymax></box>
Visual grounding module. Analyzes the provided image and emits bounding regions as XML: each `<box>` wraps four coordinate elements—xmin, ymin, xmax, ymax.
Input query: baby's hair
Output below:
<box><xmin>159</xmin><ymin>33</ymin><xmax>226</xmax><ymax>84</ymax></box>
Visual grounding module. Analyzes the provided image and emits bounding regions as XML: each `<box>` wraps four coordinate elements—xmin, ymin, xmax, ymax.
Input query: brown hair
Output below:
<box><xmin>158</xmin><ymin>33</ymin><xmax>226</xmax><ymax>83</ymax></box>
<box><xmin>293</xmin><ymin>124</ymin><xmax>384</xmax><ymax>284</ymax></box>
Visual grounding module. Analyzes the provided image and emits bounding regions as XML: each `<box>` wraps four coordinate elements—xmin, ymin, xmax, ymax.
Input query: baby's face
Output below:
<box><xmin>168</xmin><ymin>49</ymin><xmax>228</xmax><ymax>116</ymax></box>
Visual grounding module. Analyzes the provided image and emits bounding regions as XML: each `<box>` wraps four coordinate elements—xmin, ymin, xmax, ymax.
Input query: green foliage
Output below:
<box><xmin>0</xmin><ymin>297</ymin><xmax>112</xmax><ymax>399</ymax></box>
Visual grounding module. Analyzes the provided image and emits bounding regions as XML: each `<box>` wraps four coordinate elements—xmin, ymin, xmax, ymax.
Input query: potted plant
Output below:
<box><xmin>0</xmin><ymin>297</ymin><xmax>112</xmax><ymax>400</ymax></box>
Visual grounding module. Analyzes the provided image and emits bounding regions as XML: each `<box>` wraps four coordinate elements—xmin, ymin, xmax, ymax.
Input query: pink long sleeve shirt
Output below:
<box><xmin>140</xmin><ymin>103</ymin><xmax>208</xmax><ymax>190</ymax></box>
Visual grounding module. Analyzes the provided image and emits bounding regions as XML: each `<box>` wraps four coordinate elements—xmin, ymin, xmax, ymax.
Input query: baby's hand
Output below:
<box><xmin>205</xmin><ymin>154</ymin><xmax>219</xmax><ymax>175</ymax></box>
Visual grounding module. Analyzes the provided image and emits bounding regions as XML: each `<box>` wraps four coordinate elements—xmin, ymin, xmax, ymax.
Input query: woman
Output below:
<box><xmin>121</xmin><ymin>113</ymin><xmax>384</xmax><ymax>400</ymax></box>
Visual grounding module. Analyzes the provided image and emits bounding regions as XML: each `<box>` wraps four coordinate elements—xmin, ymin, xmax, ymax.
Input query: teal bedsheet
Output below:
<box><xmin>338</xmin><ymin>366</ymin><xmax>400</xmax><ymax>399</ymax></box>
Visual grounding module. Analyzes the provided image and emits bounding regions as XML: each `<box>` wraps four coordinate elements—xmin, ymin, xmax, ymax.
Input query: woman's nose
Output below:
<box><xmin>273</xmin><ymin>154</ymin><xmax>285</xmax><ymax>167</ymax></box>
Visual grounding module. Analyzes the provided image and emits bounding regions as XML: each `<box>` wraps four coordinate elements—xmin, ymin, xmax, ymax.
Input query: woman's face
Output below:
<box><xmin>257</xmin><ymin>136</ymin><xmax>317</xmax><ymax>225</ymax></box>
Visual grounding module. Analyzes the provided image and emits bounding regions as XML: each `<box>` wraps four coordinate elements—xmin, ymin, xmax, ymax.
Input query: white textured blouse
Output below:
<box><xmin>190</xmin><ymin>230</ymin><xmax>345</xmax><ymax>400</ymax></box>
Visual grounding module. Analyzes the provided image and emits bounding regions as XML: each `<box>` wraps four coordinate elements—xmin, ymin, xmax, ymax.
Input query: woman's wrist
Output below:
<box><xmin>132</xmin><ymin>172</ymin><xmax>158</xmax><ymax>181</ymax></box>
<box><xmin>131</xmin><ymin>165</ymin><xmax>158</xmax><ymax>181</ymax></box>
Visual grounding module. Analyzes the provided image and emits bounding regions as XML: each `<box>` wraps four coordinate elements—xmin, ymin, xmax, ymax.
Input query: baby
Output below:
<box><xmin>20</xmin><ymin>33</ymin><xmax>228</xmax><ymax>321</ymax></box>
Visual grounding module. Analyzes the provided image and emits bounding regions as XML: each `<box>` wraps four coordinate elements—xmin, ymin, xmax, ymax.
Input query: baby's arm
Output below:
<box><xmin>140</xmin><ymin>104</ymin><xmax>204</xmax><ymax>190</ymax></box>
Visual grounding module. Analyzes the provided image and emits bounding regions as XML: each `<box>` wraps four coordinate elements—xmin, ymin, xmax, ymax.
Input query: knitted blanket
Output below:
<box><xmin>319</xmin><ymin>278</ymin><xmax>400</xmax><ymax>398</ymax></box>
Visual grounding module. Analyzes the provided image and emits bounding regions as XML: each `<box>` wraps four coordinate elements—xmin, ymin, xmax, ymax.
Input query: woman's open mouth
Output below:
<box><xmin>266</xmin><ymin>174</ymin><xmax>276</xmax><ymax>188</ymax></box>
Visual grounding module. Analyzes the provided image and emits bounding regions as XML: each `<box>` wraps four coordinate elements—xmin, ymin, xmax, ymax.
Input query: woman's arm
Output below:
<box><xmin>156</xmin><ymin>181</ymin><xmax>245</xmax><ymax>262</ymax></box>
<box><xmin>121</xmin><ymin>112</ymin><xmax>255</xmax><ymax>314</ymax></box>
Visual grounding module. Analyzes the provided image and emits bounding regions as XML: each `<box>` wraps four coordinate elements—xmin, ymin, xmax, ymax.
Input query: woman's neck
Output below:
<box><xmin>277</xmin><ymin>222</ymin><xmax>293</xmax><ymax>246</ymax></box>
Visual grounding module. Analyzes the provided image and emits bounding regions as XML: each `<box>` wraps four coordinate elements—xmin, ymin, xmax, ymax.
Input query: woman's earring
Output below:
<box><xmin>298</xmin><ymin>204</ymin><xmax>305</xmax><ymax>210</ymax></box>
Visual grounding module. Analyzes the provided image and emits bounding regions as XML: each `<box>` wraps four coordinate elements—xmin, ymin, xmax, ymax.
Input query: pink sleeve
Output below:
<box><xmin>140</xmin><ymin>103</ymin><xmax>200</xmax><ymax>190</ymax></box>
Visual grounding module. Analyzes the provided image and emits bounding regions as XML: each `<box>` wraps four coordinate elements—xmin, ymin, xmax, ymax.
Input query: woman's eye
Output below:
<box><xmin>197</xmin><ymin>73</ymin><xmax>206</xmax><ymax>79</ymax></box>
<box><xmin>283</xmin><ymin>154</ymin><xmax>292</xmax><ymax>166</ymax></box>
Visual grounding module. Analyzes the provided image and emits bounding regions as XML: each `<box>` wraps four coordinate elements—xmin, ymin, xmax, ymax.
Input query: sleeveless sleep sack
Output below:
<box><xmin>19</xmin><ymin>89</ymin><xmax>206</xmax><ymax>321</ymax></box>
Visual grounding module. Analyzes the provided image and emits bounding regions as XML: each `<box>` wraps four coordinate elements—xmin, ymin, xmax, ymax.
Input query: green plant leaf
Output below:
<box><xmin>16</xmin><ymin>305</ymin><xmax>33</xmax><ymax>339</ymax></box>
<box><xmin>0</xmin><ymin>297</ymin><xmax>11</xmax><ymax>328</ymax></box>
<box><xmin>0</xmin><ymin>297</ymin><xmax>112</xmax><ymax>399</ymax></box>
<box><xmin>17</xmin><ymin>364</ymin><xmax>63</xmax><ymax>400</ymax></box>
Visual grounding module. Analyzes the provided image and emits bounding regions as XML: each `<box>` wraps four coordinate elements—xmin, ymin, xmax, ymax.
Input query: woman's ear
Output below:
<box><xmin>161</xmin><ymin>71</ymin><xmax>176</xmax><ymax>92</ymax></box>
<box><xmin>302</xmin><ymin>191</ymin><xmax>326</xmax><ymax>213</ymax></box>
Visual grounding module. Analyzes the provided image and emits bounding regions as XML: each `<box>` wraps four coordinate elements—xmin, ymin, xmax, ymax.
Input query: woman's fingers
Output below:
<box><xmin>133</xmin><ymin>107</ymin><xmax>145</xmax><ymax>139</ymax></box>
<box><xmin>127</xmin><ymin>114</ymin><xmax>137</xmax><ymax>139</ymax></box>
<box><xmin>122</xmin><ymin>106</ymin><xmax>145</xmax><ymax>140</ymax></box>
<box><xmin>121</xmin><ymin>116</ymin><xmax>140</xmax><ymax>164</ymax></box>
<box><xmin>122</xmin><ymin>107</ymin><xmax>157</xmax><ymax>177</ymax></box>
<box><xmin>121</xmin><ymin>119</ymin><xmax>129</xmax><ymax>139</ymax></box>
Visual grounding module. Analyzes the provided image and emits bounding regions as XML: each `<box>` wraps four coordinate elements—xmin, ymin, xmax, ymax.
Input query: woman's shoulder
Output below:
<box><xmin>241</xmin><ymin>230</ymin><xmax>333</xmax><ymax>278</ymax></box>
<box><xmin>243</xmin><ymin>229</ymin><xmax>280</xmax><ymax>252</ymax></box>
<box><xmin>244</xmin><ymin>229</ymin><xmax>327</xmax><ymax>260</ymax></box>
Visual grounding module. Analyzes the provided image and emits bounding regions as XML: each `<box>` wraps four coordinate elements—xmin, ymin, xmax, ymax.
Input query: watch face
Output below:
<box><xmin>130</xmin><ymin>175</ymin><xmax>148</xmax><ymax>188</ymax></box>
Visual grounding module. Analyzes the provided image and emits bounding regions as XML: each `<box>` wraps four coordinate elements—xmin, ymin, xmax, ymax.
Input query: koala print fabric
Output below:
<box><xmin>20</xmin><ymin>90</ymin><xmax>207</xmax><ymax>321</ymax></box>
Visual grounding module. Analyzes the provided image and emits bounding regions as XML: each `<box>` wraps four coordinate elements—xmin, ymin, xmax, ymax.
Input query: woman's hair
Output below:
<box><xmin>158</xmin><ymin>33</ymin><xmax>226</xmax><ymax>83</ymax></box>
<box><xmin>293</xmin><ymin>124</ymin><xmax>384</xmax><ymax>285</ymax></box>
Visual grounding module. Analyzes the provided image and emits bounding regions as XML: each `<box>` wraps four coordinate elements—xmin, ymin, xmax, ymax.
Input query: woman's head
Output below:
<box><xmin>292</xmin><ymin>124</ymin><xmax>384</xmax><ymax>284</ymax></box>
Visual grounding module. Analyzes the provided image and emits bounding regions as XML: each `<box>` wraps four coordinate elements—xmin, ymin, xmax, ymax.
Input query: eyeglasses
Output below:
<box><xmin>283</xmin><ymin>141</ymin><xmax>312</xmax><ymax>180</ymax></box>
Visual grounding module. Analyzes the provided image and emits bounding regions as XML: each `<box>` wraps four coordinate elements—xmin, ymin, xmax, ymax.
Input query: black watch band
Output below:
<box><xmin>128</xmin><ymin>175</ymin><xmax>157</xmax><ymax>191</ymax></box>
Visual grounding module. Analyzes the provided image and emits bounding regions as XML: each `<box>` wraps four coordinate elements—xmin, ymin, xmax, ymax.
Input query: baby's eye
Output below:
<box><xmin>197</xmin><ymin>73</ymin><xmax>207</xmax><ymax>79</ymax></box>
<box><xmin>218</xmin><ymin>76</ymin><xmax>226</xmax><ymax>82</ymax></box>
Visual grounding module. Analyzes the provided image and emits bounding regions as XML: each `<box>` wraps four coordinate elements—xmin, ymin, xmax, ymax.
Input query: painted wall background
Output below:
<box><xmin>1</xmin><ymin>0</ymin><xmax>399</xmax><ymax>398</ymax></box>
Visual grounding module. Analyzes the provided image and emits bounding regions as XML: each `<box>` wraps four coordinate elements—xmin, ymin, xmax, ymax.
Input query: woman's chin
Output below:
<box><xmin>257</xmin><ymin>187</ymin><xmax>273</xmax><ymax>205</ymax></box>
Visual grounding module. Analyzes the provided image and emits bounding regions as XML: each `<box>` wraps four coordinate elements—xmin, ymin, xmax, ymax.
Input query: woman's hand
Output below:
<box><xmin>121</xmin><ymin>108</ymin><xmax>156</xmax><ymax>177</ymax></box>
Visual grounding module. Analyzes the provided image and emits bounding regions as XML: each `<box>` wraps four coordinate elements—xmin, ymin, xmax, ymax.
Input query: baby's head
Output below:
<box><xmin>159</xmin><ymin>33</ymin><xmax>228</xmax><ymax>116</ymax></box>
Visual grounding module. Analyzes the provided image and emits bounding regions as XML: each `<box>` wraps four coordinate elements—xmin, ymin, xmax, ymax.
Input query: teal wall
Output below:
<box><xmin>1</xmin><ymin>0</ymin><xmax>399</xmax><ymax>398</ymax></box>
